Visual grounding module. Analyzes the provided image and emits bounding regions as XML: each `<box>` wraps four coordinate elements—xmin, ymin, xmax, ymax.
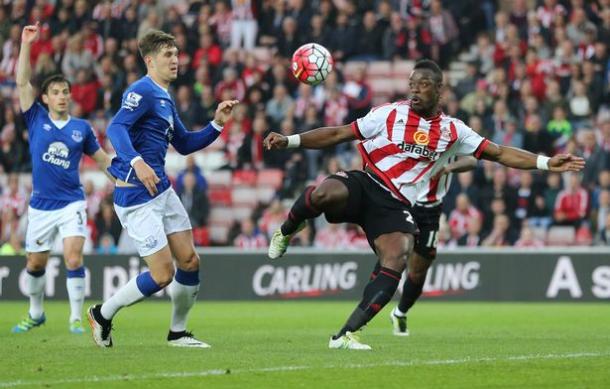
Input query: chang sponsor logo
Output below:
<box><xmin>42</xmin><ymin>141</ymin><xmax>70</xmax><ymax>169</ymax></box>
<box><xmin>252</xmin><ymin>262</ymin><xmax>358</xmax><ymax>297</ymax></box>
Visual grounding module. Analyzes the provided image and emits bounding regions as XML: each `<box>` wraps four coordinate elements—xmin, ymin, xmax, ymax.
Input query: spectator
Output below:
<box><xmin>448</xmin><ymin>193</ymin><xmax>481</xmax><ymax>241</ymax></box>
<box><xmin>599</xmin><ymin>213</ymin><xmax>610</xmax><ymax>245</ymax></box>
<box><xmin>593</xmin><ymin>190</ymin><xmax>610</xmax><ymax>240</ymax></box>
<box><xmin>580</xmin><ymin>130</ymin><xmax>608</xmax><ymax>189</ymax></box>
<box><xmin>94</xmin><ymin>201</ymin><xmax>122</xmax><ymax>248</ymax></box>
<box><xmin>514</xmin><ymin>225</ymin><xmax>545</xmax><ymax>248</ymax></box>
<box><xmin>314</xmin><ymin>223</ymin><xmax>350</xmax><ymax>249</ymax></box>
<box><xmin>265</xmin><ymin>84</ymin><xmax>295</xmax><ymax>128</ymax></box>
<box><xmin>554</xmin><ymin>173</ymin><xmax>589</xmax><ymax>227</ymax></box>
<box><xmin>427</xmin><ymin>0</ymin><xmax>459</xmax><ymax>69</ymax></box>
<box><xmin>177</xmin><ymin>172</ymin><xmax>209</xmax><ymax>228</ymax></box>
<box><xmin>354</xmin><ymin>10</ymin><xmax>383</xmax><ymax>60</ymax></box>
<box><xmin>230</xmin><ymin>0</ymin><xmax>257</xmax><ymax>50</ymax></box>
<box><xmin>456</xmin><ymin>216</ymin><xmax>482</xmax><ymax>247</ymax></box>
<box><xmin>234</xmin><ymin>218</ymin><xmax>267</xmax><ymax>248</ymax></box>
<box><xmin>96</xmin><ymin>233</ymin><xmax>118</xmax><ymax>254</ymax></box>
<box><xmin>61</xmin><ymin>33</ymin><xmax>94</xmax><ymax>82</ymax></box>
<box><xmin>0</xmin><ymin>108</ymin><xmax>26</xmax><ymax>173</ymax></box>
<box><xmin>482</xmin><ymin>214</ymin><xmax>514</xmax><ymax>247</ymax></box>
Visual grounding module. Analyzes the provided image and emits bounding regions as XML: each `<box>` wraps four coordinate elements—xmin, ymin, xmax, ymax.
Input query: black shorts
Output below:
<box><xmin>411</xmin><ymin>204</ymin><xmax>442</xmax><ymax>260</ymax></box>
<box><xmin>324</xmin><ymin>170</ymin><xmax>418</xmax><ymax>249</ymax></box>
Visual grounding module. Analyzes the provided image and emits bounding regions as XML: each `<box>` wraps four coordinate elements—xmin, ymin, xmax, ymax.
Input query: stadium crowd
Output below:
<box><xmin>0</xmin><ymin>0</ymin><xmax>609</xmax><ymax>253</ymax></box>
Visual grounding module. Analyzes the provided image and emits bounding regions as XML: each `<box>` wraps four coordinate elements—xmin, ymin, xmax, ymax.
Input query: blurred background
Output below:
<box><xmin>0</xmin><ymin>0</ymin><xmax>609</xmax><ymax>254</ymax></box>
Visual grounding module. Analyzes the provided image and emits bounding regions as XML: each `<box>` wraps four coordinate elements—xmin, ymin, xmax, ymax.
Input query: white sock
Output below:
<box><xmin>100</xmin><ymin>277</ymin><xmax>145</xmax><ymax>320</ymax></box>
<box><xmin>26</xmin><ymin>271</ymin><xmax>46</xmax><ymax>319</ymax></box>
<box><xmin>393</xmin><ymin>307</ymin><xmax>406</xmax><ymax>317</ymax></box>
<box><xmin>169</xmin><ymin>280</ymin><xmax>200</xmax><ymax>332</ymax></box>
<box><xmin>66</xmin><ymin>277</ymin><xmax>85</xmax><ymax>322</ymax></box>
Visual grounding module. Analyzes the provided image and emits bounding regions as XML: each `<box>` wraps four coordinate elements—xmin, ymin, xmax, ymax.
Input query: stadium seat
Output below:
<box><xmin>232</xmin><ymin>187</ymin><xmax>259</xmax><ymax>206</ymax></box>
<box><xmin>256</xmin><ymin>169</ymin><xmax>284</xmax><ymax>189</ymax></box>
<box><xmin>343</xmin><ymin>61</ymin><xmax>367</xmax><ymax>78</ymax></box>
<box><xmin>233</xmin><ymin>169</ymin><xmax>258</xmax><ymax>186</ymax></box>
<box><xmin>546</xmin><ymin>226</ymin><xmax>576</xmax><ymax>246</ymax></box>
<box><xmin>209</xmin><ymin>225</ymin><xmax>230</xmax><ymax>244</ymax></box>
<box><xmin>257</xmin><ymin>186</ymin><xmax>277</xmax><ymax>204</ymax></box>
<box><xmin>233</xmin><ymin>206</ymin><xmax>254</xmax><ymax>221</ymax></box>
<box><xmin>209</xmin><ymin>206</ymin><xmax>234</xmax><ymax>226</ymax></box>
<box><xmin>393</xmin><ymin>77</ymin><xmax>410</xmax><ymax>96</ymax></box>
<box><xmin>208</xmin><ymin>188</ymin><xmax>232</xmax><ymax>206</ymax></box>
<box><xmin>367</xmin><ymin>61</ymin><xmax>392</xmax><ymax>77</ymax></box>
<box><xmin>369</xmin><ymin>78</ymin><xmax>395</xmax><ymax>96</ymax></box>
<box><xmin>192</xmin><ymin>226</ymin><xmax>210</xmax><ymax>246</ymax></box>
<box><xmin>530</xmin><ymin>226</ymin><xmax>548</xmax><ymax>242</ymax></box>
<box><xmin>207</xmin><ymin>170</ymin><xmax>232</xmax><ymax>188</ymax></box>
<box><xmin>392</xmin><ymin>60</ymin><xmax>414</xmax><ymax>77</ymax></box>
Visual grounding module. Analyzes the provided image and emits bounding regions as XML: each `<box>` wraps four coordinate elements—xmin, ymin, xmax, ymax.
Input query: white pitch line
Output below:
<box><xmin>0</xmin><ymin>352</ymin><xmax>608</xmax><ymax>388</ymax></box>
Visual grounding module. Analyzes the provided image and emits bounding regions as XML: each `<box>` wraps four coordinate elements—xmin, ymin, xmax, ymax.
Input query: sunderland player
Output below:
<box><xmin>385</xmin><ymin>156</ymin><xmax>477</xmax><ymax>336</ymax></box>
<box><xmin>12</xmin><ymin>23</ymin><xmax>113</xmax><ymax>334</ymax></box>
<box><xmin>264</xmin><ymin>59</ymin><xmax>584</xmax><ymax>350</ymax></box>
<box><xmin>86</xmin><ymin>29</ymin><xmax>237</xmax><ymax>348</ymax></box>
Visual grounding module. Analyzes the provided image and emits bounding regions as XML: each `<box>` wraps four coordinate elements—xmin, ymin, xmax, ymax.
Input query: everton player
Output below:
<box><xmin>12</xmin><ymin>23</ymin><xmax>113</xmax><ymax>334</ymax></box>
<box><xmin>264</xmin><ymin>59</ymin><xmax>584</xmax><ymax>350</ymax></box>
<box><xmin>87</xmin><ymin>29</ymin><xmax>237</xmax><ymax>348</ymax></box>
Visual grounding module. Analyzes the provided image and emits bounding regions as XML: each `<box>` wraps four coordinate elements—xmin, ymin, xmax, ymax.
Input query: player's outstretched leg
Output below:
<box><xmin>166</xmin><ymin>231</ymin><xmax>210</xmax><ymax>348</ymax></box>
<box><xmin>87</xmin><ymin>247</ymin><xmax>171</xmax><ymax>347</ymax></box>
<box><xmin>391</xmin><ymin>251</ymin><xmax>430</xmax><ymax>336</ymax></box>
<box><xmin>269</xmin><ymin>180</ymin><xmax>348</xmax><ymax>259</ymax></box>
<box><xmin>329</xmin><ymin>232</ymin><xmax>412</xmax><ymax>350</ymax></box>
<box><xmin>12</xmin><ymin>253</ymin><xmax>48</xmax><ymax>334</ymax></box>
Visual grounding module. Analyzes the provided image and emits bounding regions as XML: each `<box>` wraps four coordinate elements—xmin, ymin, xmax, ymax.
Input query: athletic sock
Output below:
<box><xmin>397</xmin><ymin>273</ymin><xmax>425</xmax><ymax>314</ymax></box>
<box><xmin>26</xmin><ymin>269</ymin><xmax>46</xmax><ymax>320</ymax></box>
<box><xmin>169</xmin><ymin>268</ymin><xmax>200</xmax><ymax>333</ymax></box>
<box><xmin>100</xmin><ymin>271</ymin><xmax>161</xmax><ymax>321</ymax></box>
<box><xmin>66</xmin><ymin>266</ymin><xmax>86</xmax><ymax>322</ymax></box>
<box><xmin>335</xmin><ymin>267</ymin><xmax>401</xmax><ymax>338</ymax></box>
<box><xmin>280</xmin><ymin>186</ymin><xmax>321</xmax><ymax>235</ymax></box>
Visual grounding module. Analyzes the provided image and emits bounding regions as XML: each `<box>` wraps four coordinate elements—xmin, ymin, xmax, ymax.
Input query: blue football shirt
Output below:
<box><xmin>22</xmin><ymin>102</ymin><xmax>101</xmax><ymax>210</ymax></box>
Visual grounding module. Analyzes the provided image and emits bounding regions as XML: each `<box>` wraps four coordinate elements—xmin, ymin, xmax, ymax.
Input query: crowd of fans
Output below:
<box><xmin>0</xmin><ymin>0</ymin><xmax>609</xmax><ymax>253</ymax></box>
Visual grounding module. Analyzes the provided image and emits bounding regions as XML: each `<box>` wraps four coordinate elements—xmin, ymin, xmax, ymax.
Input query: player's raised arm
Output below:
<box><xmin>264</xmin><ymin>124</ymin><xmax>356</xmax><ymax>150</ymax></box>
<box><xmin>480</xmin><ymin>142</ymin><xmax>585</xmax><ymax>172</ymax></box>
<box><xmin>16</xmin><ymin>23</ymin><xmax>39</xmax><ymax>112</ymax></box>
<box><xmin>170</xmin><ymin>100</ymin><xmax>239</xmax><ymax>155</ymax></box>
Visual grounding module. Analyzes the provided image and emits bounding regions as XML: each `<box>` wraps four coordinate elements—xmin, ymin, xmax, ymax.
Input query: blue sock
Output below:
<box><xmin>174</xmin><ymin>268</ymin><xmax>200</xmax><ymax>286</ymax></box>
<box><xmin>135</xmin><ymin>271</ymin><xmax>163</xmax><ymax>297</ymax></box>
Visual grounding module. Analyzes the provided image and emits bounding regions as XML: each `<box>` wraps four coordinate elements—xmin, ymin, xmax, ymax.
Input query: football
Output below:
<box><xmin>291</xmin><ymin>43</ymin><xmax>334</xmax><ymax>86</ymax></box>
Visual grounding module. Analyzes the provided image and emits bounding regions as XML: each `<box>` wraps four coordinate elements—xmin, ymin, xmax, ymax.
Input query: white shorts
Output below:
<box><xmin>26</xmin><ymin>200</ymin><xmax>88</xmax><ymax>253</ymax></box>
<box><xmin>114</xmin><ymin>188</ymin><xmax>191</xmax><ymax>257</ymax></box>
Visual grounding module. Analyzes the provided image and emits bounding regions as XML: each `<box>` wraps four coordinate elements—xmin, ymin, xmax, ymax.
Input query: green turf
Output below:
<box><xmin>0</xmin><ymin>301</ymin><xmax>609</xmax><ymax>388</ymax></box>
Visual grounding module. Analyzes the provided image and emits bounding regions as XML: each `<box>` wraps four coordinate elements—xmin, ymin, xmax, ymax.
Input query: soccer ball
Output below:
<box><xmin>291</xmin><ymin>43</ymin><xmax>334</xmax><ymax>86</ymax></box>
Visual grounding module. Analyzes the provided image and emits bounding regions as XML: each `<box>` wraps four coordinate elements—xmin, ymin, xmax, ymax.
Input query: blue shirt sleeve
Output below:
<box><xmin>106</xmin><ymin>87</ymin><xmax>150</xmax><ymax>162</ymax></box>
<box><xmin>83</xmin><ymin>124</ymin><xmax>101</xmax><ymax>156</ymax></box>
<box><xmin>21</xmin><ymin>102</ymin><xmax>45</xmax><ymax>137</ymax></box>
<box><xmin>170</xmin><ymin>108</ymin><xmax>222</xmax><ymax>155</ymax></box>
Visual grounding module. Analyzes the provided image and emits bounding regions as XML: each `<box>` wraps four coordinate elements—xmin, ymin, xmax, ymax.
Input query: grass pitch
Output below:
<box><xmin>0</xmin><ymin>301</ymin><xmax>609</xmax><ymax>388</ymax></box>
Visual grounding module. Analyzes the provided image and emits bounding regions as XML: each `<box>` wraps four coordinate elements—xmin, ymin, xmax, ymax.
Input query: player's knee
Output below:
<box><xmin>151</xmin><ymin>265</ymin><xmax>175</xmax><ymax>288</ymax></box>
<box><xmin>26</xmin><ymin>254</ymin><xmax>47</xmax><ymax>271</ymax></box>
<box><xmin>310</xmin><ymin>186</ymin><xmax>334</xmax><ymax>209</ymax></box>
<box><xmin>64</xmin><ymin>257</ymin><xmax>83</xmax><ymax>270</ymax></box>
<box><xmin>311</xmin><ymin>182</ymin><xmax>347</xmax><ymax>210</ymax></box>
<box><xmin>181</xmin><ymin>252</ymin><xmax>200</xmax><ymax>272</ymax></box>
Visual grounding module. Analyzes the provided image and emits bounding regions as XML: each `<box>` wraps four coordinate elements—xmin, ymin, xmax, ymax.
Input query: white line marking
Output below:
<box><xmin>0</xmin><ymin>352</ymin><xmax>608</xmax><ymax>388</ymax></box>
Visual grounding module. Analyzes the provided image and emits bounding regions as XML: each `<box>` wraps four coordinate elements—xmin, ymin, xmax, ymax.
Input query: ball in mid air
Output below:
<box><xmin>291</xmin><ymin>43</ymin><xmax>334</xmax><ymax>86</ymax></box>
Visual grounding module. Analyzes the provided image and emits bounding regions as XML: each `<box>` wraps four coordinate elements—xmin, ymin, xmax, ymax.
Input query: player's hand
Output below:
<box><xmin>431</xmin><ymin>166</ymin><xmax>451</xmax><ymax>181</ymax></box>
<box><xmin>22</xmin><ymin>22</ymin><xmax>40</xmax><ymax>44</ymax></box>
<box><xmin>263</xmin><ymin>132</ymin><xmax>288</xmax><ymax>150</ymax></box>
<box><xmin>548</xmin><ymin>154</ymin><xmax>585</xmax><ymax>172</ymax></box>
<box><xmin>133</xmin><ymin>159</ymin><xmax>160</xmax><ymax>196</ymax></box>
<box><xmin>213</xmin><ymin>100</ymin><xmax>239</xmax><ymax>127</ymax></box>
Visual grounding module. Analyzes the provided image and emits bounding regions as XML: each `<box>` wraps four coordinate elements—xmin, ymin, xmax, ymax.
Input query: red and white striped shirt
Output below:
<box><xmin>352</xmin><ymin>101</ymin><xmax>489</xmax><ymax>205</ymax></box>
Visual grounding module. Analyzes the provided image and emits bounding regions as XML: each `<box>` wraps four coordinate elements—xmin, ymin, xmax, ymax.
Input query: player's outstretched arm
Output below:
<box><xmin>433</xmin><ymin>156</ymin><xmax>477</xmax><ymax>179</ymax></box>
<box><xmin>480</xmin><ymin>142</ymin><xmax>585</xmax><ymax>172</ymax></box>
<box><xmin>91</xmin><ymin>149</ymin><xmax>116</xmax><ymax>184</ymax></box>
<box><xmin>264</xmin><ymin>124</ymin><xmax>356</xmax><ymax>150</ymax></box>
<box><xmin>171</xmin><ymin>100</ymin><xmax>239</xmax><ymax>155</ymax></box>
<box><xmin>16</xmin><ymin>22</ymin><xmax>39</xmax><ymax>112</ymax></box>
